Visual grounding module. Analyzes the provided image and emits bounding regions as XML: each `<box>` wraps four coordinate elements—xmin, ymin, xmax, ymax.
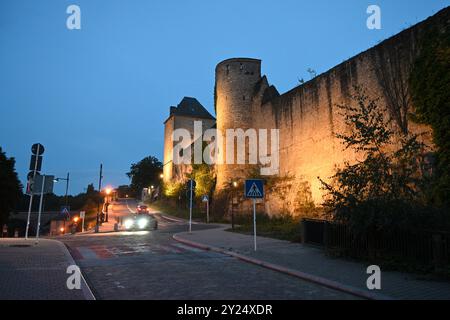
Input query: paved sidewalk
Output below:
<box><xmin>174</xmin><ymin>226</ymin><xmax>450</xmax><ymax>300</ymax></box>
<box><xmin>0</xmin><ymin>238</ymin><xmax>94</xmax><ymax>300</ymax></box>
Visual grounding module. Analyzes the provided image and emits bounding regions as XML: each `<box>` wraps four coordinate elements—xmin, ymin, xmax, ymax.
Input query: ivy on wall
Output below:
<box><xmin>410</xmin><ymin>22</ymin><xmax>450</xmax><ymax>206</ymax></box>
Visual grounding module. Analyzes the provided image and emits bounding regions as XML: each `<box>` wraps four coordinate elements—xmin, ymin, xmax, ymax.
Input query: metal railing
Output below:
<box><xmin>302</xmin><ymin>219</ymin><xmax>450</xmax><ymax>267</ymax></box>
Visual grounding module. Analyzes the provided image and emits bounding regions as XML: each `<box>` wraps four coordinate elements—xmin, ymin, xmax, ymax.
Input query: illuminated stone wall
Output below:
<box><xmin>214</xmin><ymin>8</ymin><xmax>448</xmax><ymax>215</ymax></box>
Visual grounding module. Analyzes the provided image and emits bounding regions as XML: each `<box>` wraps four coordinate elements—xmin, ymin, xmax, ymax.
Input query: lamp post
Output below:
<box><xmin>104</xmin><ymin>187</ymin><xmax>112</xmax><ymax>222</ymax></box>
<box><xmin>72</xmin><ymin>216</ymin><xmax>79</xmax><ymax>234</ymax></box>
<box><xmin>231</xmin><ymin>181</ymin><xmax>238</xmax><ymax>230</ymax></box>
<box><xmin>149</xmin><ymin>185</ymin><xmax>155</xmax><ymax>203</ymax></box>
<box><xmin>95</xmin><ymin>164</ymin><xmax>103</xmax><ymax>233</ymax></box>
<box><xmin>54</xmin><ymin>173</ymin><xmax>70</xmax><ymax>232</ymax></box>
<box><xmin>54</xmin><ymin>173</ymin><xmax>70</xmax><ymax>207</ymax></box>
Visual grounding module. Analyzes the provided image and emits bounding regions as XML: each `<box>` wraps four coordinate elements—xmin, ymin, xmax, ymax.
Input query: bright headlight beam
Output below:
<box><xmin>138</xmin><ymin>218</ymin><xmax>148</xmax><ymax>229</ymax></box>
<box><xmin>124</xmin><ymin>219</ymin><xmax>134</xmax><ymax>229</ymax></box>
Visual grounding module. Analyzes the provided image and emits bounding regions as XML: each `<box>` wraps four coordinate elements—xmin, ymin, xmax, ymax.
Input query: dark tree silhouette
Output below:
<box><xmin>0</xmin><ymin>147</ymin><xmax>23</xmax><ymax>228</ymax></box>
<box><xmin>127</xmin><ymin>156</ymin><xmax>162</xmax><ymax>197</ymax></box>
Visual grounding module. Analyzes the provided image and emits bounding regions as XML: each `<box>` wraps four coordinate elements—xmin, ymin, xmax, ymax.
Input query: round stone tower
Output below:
<box><xmin>215</xmin><ymin>58</ymin><xmax>262</xmax><ymax>189</ymax></box>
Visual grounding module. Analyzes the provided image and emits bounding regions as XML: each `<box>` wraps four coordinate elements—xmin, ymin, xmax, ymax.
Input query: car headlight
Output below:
<box><xmin>138</xmin><ymin>218</ymin><xmax>148</xmax><ymax>229</ymax></box>
<box><xmin>124</xmin><ymin>219</ymin><xmax>134</xmax><ymax>229</ymax></box>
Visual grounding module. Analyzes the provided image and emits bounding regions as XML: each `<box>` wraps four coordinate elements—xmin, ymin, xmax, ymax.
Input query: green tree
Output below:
<box><xmin>410</xmin><ymin>22</ymin><xmax>450</xmax><ymax>206</ymax></box>
<box><xmin>0</xmin><ymin>147</ymin><xmax>23</xmax><ymax>228</ymax></box>
<box><xmin>187</xmin><ymin>163</ymin><xmax>216</xmax><ymax>200</ymax></box>
<box><xmin>127</xmin><ymin>156</ymin><xmax>162</xmax><ymax>197</ymax></box>
<box><xmin>319</xmin><ymin>87</ymin><xmax>434</xmax><ymax>234</ymax></box>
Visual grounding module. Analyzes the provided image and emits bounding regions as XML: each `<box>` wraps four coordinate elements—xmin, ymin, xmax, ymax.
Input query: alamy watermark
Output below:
<box><xmin>367</xmin><ymin>5</ymin><xmax>381</xmax><ymax>30</ymax></box>
<box><xmin>366</xmin><ymin>265</ymin><xmax>381</xmax><ymax>290</ymax></box>
<box><xmin>66</xmin><ymin>5</ymin><xmax>81</xmax><ymax>30</ymax></box>
<box><xmin>66</xmin><ymin>265</ymin><xmax>81</xmax><ymax>290</ymax></box>
<box><xmin>172</xmin><ymin>121</ymin><xmax>280</xmax><ymax>176</ymax></box>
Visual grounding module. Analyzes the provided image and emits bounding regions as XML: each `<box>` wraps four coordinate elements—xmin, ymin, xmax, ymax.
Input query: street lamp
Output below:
<box><xmin>104</xmin><ymin>187</ymin><xmax>112</xmax><ymax>222</ymax></box>
<box><xmin>54</xmin><ymin>173</ymin><xmax>70</xmax><ymax>208</ymax></box>
<box><xmin>95</xmin><ymin>164</ymin><xmax>103</xmax><ymax>233</ymax></box>
<box><xmin>148</xmin><ymin>185</ymin><xmax>155</xmax><ymax>202</ymax></box>
<box><xmin>231</xmin><ymin>181</ymin><xmax>238</xmax><ymax>230</ymax></box>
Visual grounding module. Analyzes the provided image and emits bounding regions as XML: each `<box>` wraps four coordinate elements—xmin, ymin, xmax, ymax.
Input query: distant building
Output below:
<box><xmin>162</xmin><ymin>97</ymin><xmax>215</xmax><ymax>183</ymax></box>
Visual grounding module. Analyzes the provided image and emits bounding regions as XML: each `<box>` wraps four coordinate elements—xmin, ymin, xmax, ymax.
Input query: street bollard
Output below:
<box><xmin>14</xmin><ymin>229</ymin><xmax>19</xmax><ymax>238</ymax></box>
<box><xmin>114</xmin><ymin>223</ymin><xmax>119</xmax><ymax>232</ymax></box>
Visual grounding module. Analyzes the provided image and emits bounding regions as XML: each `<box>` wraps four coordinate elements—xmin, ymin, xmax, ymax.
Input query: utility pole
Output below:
<box><xmin>95</xmin><ymin>164</ymin><xmax>103</xmax><ymax>233</ymax></box>
<box><xmin>189</xmin><ymin>179</ymin><xmax>193</xmax><ymax>233</ymax></box>
<box><xmin>64</xmin><ymin>172</ymin><xmax>70</xmax><ymax>207</ymax></box>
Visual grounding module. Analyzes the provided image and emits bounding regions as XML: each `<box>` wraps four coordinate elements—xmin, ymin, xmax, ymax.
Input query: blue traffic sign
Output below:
<box><xmin>61</xmin><ymin>206</ymin><xmax>70</xmax><ymax>218</ymax></box>
<box><xmin>245</xmin><ymin>180</ymin><xmax>264</xmax><ymax>199</ymax></box>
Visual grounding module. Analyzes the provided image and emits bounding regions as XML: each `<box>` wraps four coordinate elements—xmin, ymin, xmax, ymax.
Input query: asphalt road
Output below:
<box><xmin>59</xmin><ymin>199</ymin><xmax>357</xmax><ymax>300</ymax></box>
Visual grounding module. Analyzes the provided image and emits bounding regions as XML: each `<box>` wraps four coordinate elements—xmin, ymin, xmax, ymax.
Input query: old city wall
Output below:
<box><xmin>248</xmin><ymin>9</ymin><xmax>449</xmax><ymax>216</ymax></box>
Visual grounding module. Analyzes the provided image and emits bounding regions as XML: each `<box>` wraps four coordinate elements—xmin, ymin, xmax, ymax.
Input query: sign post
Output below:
<box><xmin>35</xmin><ymin>175</ymin><xmax>46</xmax><ymax>242</ymax></box>
<box><xmin>34</xmin><ymin>175</ymin><xmax>54</xmax><ymax>243</ymax></box>
<box><xmin>253</xmin><ymin>198</ymin><xmax>257</xmax><ymax>251</ymax></box>
<box><xmin>202</xmin><ymin>195</ymin><xmax>209</xmax><ymax>223</ymax></box>
<box><xmin>80</xmin><ymin>211</ymin><xmax>86</xmax><ymax>232</ymax></box>
<box><xmin>188</xmin><ymin>179</ymin><xmax>196</xmax><ymax>233</ymax></box>
<box><xmin>25</xmin><ymin>143</ymin><xmax>44</xmax><ymax>239</ymax></box>
<box><xmin>245</xmin><ymin>179</ymin><xmax>264</xmax><ymax>251</ymax></box>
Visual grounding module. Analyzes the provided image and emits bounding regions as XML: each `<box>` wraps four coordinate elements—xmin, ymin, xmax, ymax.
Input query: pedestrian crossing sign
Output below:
<box><xmin>245</xmin><ymin>180</ymin><xmax>264</xmax><ymax>199</ymax></box>
<box><xmin>61</xmin><ymin>206</ymin><xmax>70</xmax><ymax>219</ymax></box>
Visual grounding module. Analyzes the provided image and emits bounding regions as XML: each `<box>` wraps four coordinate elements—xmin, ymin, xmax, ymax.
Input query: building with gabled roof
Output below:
<box><xmin>163</xmin><ymin>97</ymin><xmax>216</xmax><ymax>183</ymax></box>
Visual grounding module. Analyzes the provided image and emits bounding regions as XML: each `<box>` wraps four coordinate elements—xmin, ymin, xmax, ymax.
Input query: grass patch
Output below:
<box><xmin>149</xmin><ymin>200</ymin><xmax>208</xmax><ymax>222</ymax></box>
<box><xmin>229</xmin><ymin>213</ymin><xmax>302</xmax><ymax>243</ymax></box>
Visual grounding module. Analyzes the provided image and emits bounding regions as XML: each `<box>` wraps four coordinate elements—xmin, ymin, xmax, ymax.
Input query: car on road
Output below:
<box><xmin>136</xmin><ymin>205</ymin><xmax>149</xmax><ymax>214</ymax></box>
<box><xmin>123</xmin><ymin>213</ymin><xmax>158</xmax><ymax>231</ymax></box>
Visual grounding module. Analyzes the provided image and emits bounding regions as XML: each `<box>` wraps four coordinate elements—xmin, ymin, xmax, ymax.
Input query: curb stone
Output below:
<box><xmin>48</xmin><ymin>239</ymin><xmax>96</xmax><ymax>300</ymax></box>
<box><xmin>172</xmin><ymin>233</ymin><xmax>394</xmax><ymax>301</ymax></box>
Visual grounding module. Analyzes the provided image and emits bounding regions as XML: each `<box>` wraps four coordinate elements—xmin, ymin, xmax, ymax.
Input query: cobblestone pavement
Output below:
<box><xmin>0</xmin><ymin>239</ymin><xmax>91</xmax><ymax>300</ymax></box>
<box><xmin>59</xmin><ymin>200</ymin><xmax>358</xmax><ymax>300</ymax></box>
<box><xmin>175</xmin><ymin>227</ymin><xmax>450</xmax><ymax>300</ymax></box>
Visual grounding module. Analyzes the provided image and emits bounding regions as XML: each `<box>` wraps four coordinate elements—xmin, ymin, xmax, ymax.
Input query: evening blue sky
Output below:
<box><xmin>0</xmin><ymin>0</ymin><xmax>449</xmax><ymax>195</ymax></box>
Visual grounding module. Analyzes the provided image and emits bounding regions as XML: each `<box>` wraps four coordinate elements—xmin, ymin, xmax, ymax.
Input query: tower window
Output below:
<box><xmin>240</xmin><ymin>63</ymin><xmax>244</xmax><ymax>72</ymax></box>
<box><xmin>226</xmin><ymin>65</ymin><xmax>230</xmax><ymax>75</ymax></box>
